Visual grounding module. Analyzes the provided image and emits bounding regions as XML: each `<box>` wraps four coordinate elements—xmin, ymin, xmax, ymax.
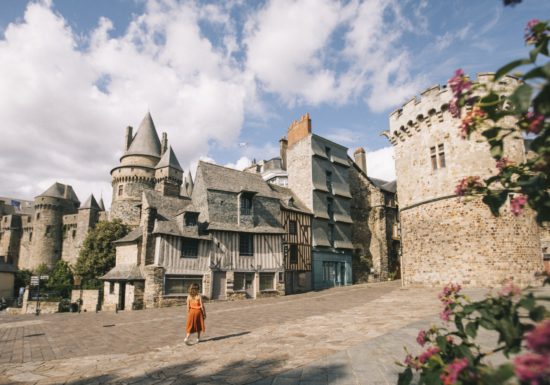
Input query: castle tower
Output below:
<box><xmin>383</xmin><ymin>73</ymin><xmax>543</xmax><ymax>287</ymax></box>
<box><xmin>28</xmin><ymin>183</ymin><xmax>79</xmax><ymax>270</ymax></box>
<box><xmin>111</xmin><ymin>112</ymin><xmax>162</xmax><ymax>226</ymax></box>
<box><xmin>154</xmin><ymin>146</ymin><xmax>183</xmax><ymax>197</ymax></box>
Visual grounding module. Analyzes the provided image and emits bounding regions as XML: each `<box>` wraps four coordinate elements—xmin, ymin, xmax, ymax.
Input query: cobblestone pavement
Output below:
<box><xmin>1</xmin><ymin>281</ymin><xmax>542</xmax><ymax>385</ymax></box>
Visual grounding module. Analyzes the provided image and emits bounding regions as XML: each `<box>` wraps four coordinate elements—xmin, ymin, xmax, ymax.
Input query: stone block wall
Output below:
<box><xmin>400</xmin><ymin>197</ymin><xmax>543</xmax><ymax>287</ymax></box>
<box><xmin>102</xmin><ymin>281</ymin><xmax>118</xmax><ymax>311</ymax></box>
<box><xmin>71</xmin><ymin>289</ymin><xmax>100</xmax><ymax>312</ymax></box>
<box><xmin>143</xmin><ymin>265</ymin><xmax>164</xmax><ymax>308</ymax></box>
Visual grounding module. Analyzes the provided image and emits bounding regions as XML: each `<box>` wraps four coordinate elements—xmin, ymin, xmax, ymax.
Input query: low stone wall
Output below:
<box><xmin>24</xmin><ymin>301</ymin><xmax>60</xmax><ymax>314</ymax></box>
<box><xmin>71</xmin><ymin>290</ymin><xmax>100</xmax><ymax>312</ymax></box>
<box><xmin>160</xmin><ymin>296</ymin><xmax>186</xmax><ymax>307</ymax></box>
<box><xmin>257</xmin><ymin>290</ymin><xmax>280</xmax><ymax>299</ymax></box>
<box><xmin>226</xmin><ymin>291</ymin><xmax>247</xmax><ymax>301</ymax></box>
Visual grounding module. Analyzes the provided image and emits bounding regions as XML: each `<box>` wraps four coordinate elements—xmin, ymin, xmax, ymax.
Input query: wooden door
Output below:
<box><xmin>212</xmin><ymin>271</ymin><xmax>226</xmax><ymax>300</ymax></box>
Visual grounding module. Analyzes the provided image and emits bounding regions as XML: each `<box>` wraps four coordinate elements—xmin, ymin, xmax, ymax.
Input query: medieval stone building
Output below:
<box><xmin>384</xmin><ymin>73</ymin><xmax>544</xmax><ymax>287</ymax></box>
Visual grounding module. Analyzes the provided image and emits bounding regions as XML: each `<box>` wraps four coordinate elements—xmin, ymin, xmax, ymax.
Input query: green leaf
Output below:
<box><xmin>481</xmin><ymin>363</ymin><xmax>515</xmax><ymax>384</ymax></box>
<box><xmin>482</xmin><ymin>190</ymin><xmax>508</xmax><ymax>216</ymax></box>
<box><xmin>495</xmin><ymin>59</ymin><xmax>532</xmax><ymax>80</ymax></box>
<box><xmin>533</xmin><ymin>84</ymin><xmax>550</xmax><ymax>115</ymax></box>
<box><xmin>529</xmin><ymin>306</ymin><xmax>547</xmax><ymax>322</ymax></box>
<box><xmin>489</xmin><ymin>140</ymin><xmax>504</xmax><ymax>159</ymax></box>
<box><xmin>509</xmin><ymin>84</ymin><xmax>533</xmax><ymax>113</ymax></box>
<box><xmin>519</xmin><ymin>295</ymin><xmax>536</xmax><ymax>311</ymax></box>
<box><xmin>523</xmin><ymin>62</ymin><xmax>550</xmax><ymax>80</ymax></box>
<box><xmin>397</xmin><ymin>368</ymin><xmax>413</xmax><ymax>385</ymax></box>
<box><xmin>479</xmin><ymin>318</ymin><xmax>496</xmax><ymax>330</ymax></box>
<box><xmin>481</xmin><ymin>126</ymin><xmax>502</xmax><ymax>141</ymax></box>
<box><xmin>466</xmin><ymin>322</ymin><xmax>478</xmax><ymax>339</ymax></box>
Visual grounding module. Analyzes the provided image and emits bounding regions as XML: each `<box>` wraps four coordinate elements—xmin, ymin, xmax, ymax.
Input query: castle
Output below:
<box><xmin>383</xmin><ymin>73</ymin><xmax>545</xmax><ymax>286</ymax></box>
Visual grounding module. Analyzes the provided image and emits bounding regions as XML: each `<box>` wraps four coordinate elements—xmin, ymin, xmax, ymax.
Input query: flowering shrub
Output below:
<box><xmin>397</xmin><ymin>280</ymin><xmax>550</xmax><ymax>385</ymax></box>
<box><xmin>452</xmin><ymin>18</ymin><xmax>550</xmax><ymax>221</ymax></box>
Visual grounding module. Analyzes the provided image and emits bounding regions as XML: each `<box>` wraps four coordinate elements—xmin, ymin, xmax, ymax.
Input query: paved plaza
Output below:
<box><xmin>0</xmin><ymin>281</ymin><xmax>544</xmax><ymax>385</ymax></box>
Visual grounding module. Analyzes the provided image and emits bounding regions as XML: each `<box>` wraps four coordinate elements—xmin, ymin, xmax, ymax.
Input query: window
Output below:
<box><xmin>184</xmin><ymin>213</ymin><xmax>198</xmax><ymax>227</ymax></box>
<box><xmin>290</xmin><ymin>244</ymin><xmax>298</xmax><ymax>264</ymax></box>
<box><xmin>239</xmin><ymin>233</ymin><xmax>254</xmax><ymax>256</ymax></box>
<box><xmin>109</xmin><ymin>282</ymin><xmax>115</xmax><ymax>294</ymax></box>
<box><xmin>118</xmin><ymin>184</ymin><xmax>123</xmax><ymax>197</ymax></box>
<box><xmin>36</xmin><ymin>213</ymin><xmax>40</xmax><ymax>220</ymax></box>
<box><xmin>325</xmin><ymin>146</ymin><xmax>331</xmax><ymax>160</ymax></box>
<box><xmin>323</xmin><ymin>261</ymin><xmax>335</xmax><ymax>281</ymax></box>
<box><xmin>326</xmin><ymin>170</ymin><xmax>333</xmax><ymax>192</ymax></box>
<box><xmin>27</xmin><ymin>217</ymin><xmax>31</xmax><ymax>223</ymax></box>
<box><xmin>328</xmin><ymin>223</ymin><xmax>335</xmax><ymax>247</ymax></box>
<box><xmin>431</xmin><ymin>143</ymin><xmax>446</xmax><ymax>170</ymax></box>
<box><xmin>164</xmin><ymin>275</ymin><xmax>202</xmax><ymax>295</ymax></box>
<box><xmin>45</xmin><ymin>225</ymin><xmax>52</xmax><ymax>236</ymax></box>
<box><xmin>29</xmin><ymin>232</ymin><xmax>32</xmax><ymax>241</ymax></box>
<box><xmin>181</xmin><ymin>238</ymin><xmax>199</xmax><ymax>257</ymax></box>
<box><xmin>72</xmin><ymin>229</ymin><xmax>76</xmax><ymax>239</ymax></box>
<box><xmin>240</xmin><ymin>193</ymin><xmax>253</xmax><ymax>215</ymax></box>
<box><xmin>260</xmin><ymin>273</ymin><xmax>274</xmax><ymax>291</ymax></box>
<box><xmin>288</xmin><ymin>220</ymin><xmax>297</xmax><ymax>235</ymax></box>
<box><xmin>327</xmin><ymin>197</ymin><xmax>334</xmax><ymax>221</ymax></box>
<box><xmin>438</xmin><ymin>144</ymin><xmax>446</xmax><ymax>168</ymax></box>
<box><xmin>234</xmin><ymin>272</ymin><xmax>254</xmax><ymax>291</ymax></box>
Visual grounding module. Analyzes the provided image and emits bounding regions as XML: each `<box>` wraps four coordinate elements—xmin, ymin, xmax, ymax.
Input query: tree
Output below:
<box><xmin>74</xmin><ymin>219</ymin><xmax>130</xmax><ymax>289</ymax></box>
<box><xmin>14</xmin><ymin>269</ymin><xmax>32</xmax><ymax>292</ymax></box>
<box><xmin>452</xmin><ymin>19</ymin><xmax>550</xmax><ymax>222</ymax></box>
<box><xmin>45</xmin><ymin>260</ymin><xmax>73</xmax><ymax>298</ymax></box>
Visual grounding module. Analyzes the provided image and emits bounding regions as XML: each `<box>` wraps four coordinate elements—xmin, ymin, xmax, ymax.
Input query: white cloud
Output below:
<box><xmin>366</xmin><ymin>146</ymin><xmax>395</xmax><ymax>181</ymax></box>
<box><xmin>224</xmin><ymin>156</ymin><xmax>252</xmax><ymax>171</ymax></box>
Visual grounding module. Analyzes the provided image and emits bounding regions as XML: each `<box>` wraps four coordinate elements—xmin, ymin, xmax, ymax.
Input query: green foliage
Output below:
<box><xmin>453</xmin><ymin>19</ymin><xmax>550</xmax><ymax>222</ymax></box>
<box><xmin>74</xmin><ymin>219</ymin><xmax>130</xmax><ymax>289</ymax></box>
<box><xmin>14</xmin><ymin>269</ymin><xmax>32</xmax><ymax>291</ymax></box>
<box><xmin>397</xmin><ymin>280</ymin><xmax>550</xmax><ymax>385</ymax></box>
<box><xmin>45</xmin><ymin>260</ymin><xmax>73</xmax><ymax>298</ymax></box>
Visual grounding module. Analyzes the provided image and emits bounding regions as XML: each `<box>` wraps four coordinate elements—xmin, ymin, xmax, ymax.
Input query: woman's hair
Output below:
<box><xmin>189</xmin><ymin>283</ymin><xmax>200</xmax><ymax>297</ymax></box>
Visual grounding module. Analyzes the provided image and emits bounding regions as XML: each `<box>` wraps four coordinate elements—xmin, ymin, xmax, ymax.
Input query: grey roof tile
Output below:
<box><xmin>268</xmin><ymin>185</ymin><xmax>312</xmax><ymax>214</ymax></box>
<box><xmin>142</xmin><ymin>190</ymin><xmax>193</xmax><ymax>220</ymax></box>
<box><xmin>207</xmin><ymin>222</ymin><xmax>285</xmax><ymax>234</ymax></box>
<box><xmin>37</xmin><ymin>182</ymin><xmax>80</xmax><ymax>203</ymax></box>
<box><xmin>101</xmin><ymin>265</ymin><xmax>144</xmax><ymax>281</ymax></box>
<box><xmin>80</xmin><ymin>194</ymin><xmax>100</xmax><ymax>210</ymax></box>
<box><xmin>124</xmin><ymin>112</ymin><xmax>161</xmax><ymax>158</ymax></box>
<box><xmin>98</xmin><ymin>197</ymin><xmax>106</xmax><ymax>211</ymax></box>
<box><xmin>155</xmin><ymin>146</ymin><xmax>183</xmax><ymax>171</ymax></box>
<box><xmin>113</xmin><ymin>227</ymin><xmax>143</xmax><ymax>244</ymax></box>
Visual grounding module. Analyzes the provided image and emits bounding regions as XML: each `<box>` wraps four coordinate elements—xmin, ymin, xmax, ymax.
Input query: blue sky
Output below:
<box><xmin>0</xmin><ymin>0</ymin><xmax>547</xmax><ymax>207</ymax></box>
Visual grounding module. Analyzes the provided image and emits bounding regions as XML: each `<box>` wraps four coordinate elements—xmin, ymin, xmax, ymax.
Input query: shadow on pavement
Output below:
<box><xmin>64</xmin><ymin>357</ymin><xmax>348</xmax><ymax>385</ymax></box>
<box><xmin>203</xmin><ymin>331</ymin><xmax>251</xmax><ymax>342</ymax></box>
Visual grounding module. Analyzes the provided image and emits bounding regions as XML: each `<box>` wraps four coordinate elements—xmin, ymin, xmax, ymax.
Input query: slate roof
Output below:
<box><xmin>268</xmin><ymin>185</ymin><xmax>312</xmax><ymax>214</ymax></box>
<box><xmin>80</xmin><ymin>194</ymin><xmax>100</xmax><ymax>210</ymax></box>
<box><xmin>197</xmin><ymin>161</ymin><xmax>280</xmax><ymax>198</ymax></box>
<box><xmin>207</xmin><ymin>222</ymin><xmax>285</xmax><ymax>234</ymax></box>
<box><xmin>155</xmin><ymin>146</ymin><xmax>183</xmax><ymax>171</ymax></box>
<box><xmin>153</xmin><ymin>221</ymin><xmax>211</xmax><ymax>240</ymax></box>
<box><xmin>98</xmin><ymin>198</ymin><xmax>106</xmax><ymax>211</ymax></box>
<box><xmin>124</xmin><ymin>112</ymin><xmax>162</xmax><ymax>158</ymax></box>
<box><xmin>348</xmin><ymin>156</ymin><xmax>397</xmax><ymax>194</ymax></box>
<box><xmin>142</xmin><ymin>190</ymin><xmax>193</xmax><ymax>220</ymax></box>
<box><xmin>101</xmin><ymin>265</ymin><xmax>144</xmax><ymax>281</ymax></box>
<box><xmin>37</xmin><ymin>182</ymin><xmax>80</xmax><ymax>203</ymax></box>
<box><xmin>113</xmin><ymin>227</ymin><xmax>143</xmax><ymax>244</ymax></box>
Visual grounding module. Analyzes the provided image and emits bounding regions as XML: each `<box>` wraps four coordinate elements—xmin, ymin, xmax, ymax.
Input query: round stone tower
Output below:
<box><xmin>28</xmin><ymin>183</ymin><xmax>79</xmax><ymax>271</ymax></box>
<box><xmin>384</xmin><ymin>73</ymin><xmax>543</xmax><ymax>287</ymax></box>
<box><xmin>111</xmin><ymin>113</ymin><xmax>162</xmax><ymax>226</ymax></box>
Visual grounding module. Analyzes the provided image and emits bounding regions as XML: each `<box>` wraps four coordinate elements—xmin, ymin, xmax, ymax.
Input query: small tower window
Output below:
<box><xmin>438</xmin><ymin>144</ymin><xmax>446</xmax><ymax>168</ymax></box>
<box><xmin>45</xmin><ymin>225</ymin><xmax>52</xmax><ymax>236</ymax></box>
<box><xmin>36</xmin><ymin>213</ymin><xmax>40</xmax><ymax>220</ymax></box>
<box><xmin>72</xmin><ymin>229</ymin><xmax>76</xmax><ymax>238</ymax></box>
<box><xmin>29</xmin><ymin>231</ymin><xmax>32</xmax><ymax>241</ymax></box>
<box><xmin>118</xmin><ymin>185</ymin><xmax>124</xmax><ymax>196</ymax></box>
<box><xmin>430</xmin><ymin>143</ymin><xmax>446</xmax><ymax>170</ymax></box>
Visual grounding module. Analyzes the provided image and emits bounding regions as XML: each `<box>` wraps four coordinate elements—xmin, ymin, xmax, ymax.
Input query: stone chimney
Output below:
<box><xmin>125</xmin><ymin>126</ymin><xmax>133</xmax><ymax>151</ymax></box>
<box><xmin>354</xmin><ymin>147</ymin><xmax>367</xmax><ymax>174</ymax></box>
<box><xmin>161</xmin><ymin>132</ymin><xmax>168</xmax><ymax>155</ymax></box>
<box><xmin>279</xmin><ymin>137</ymin><xmax>288</xmax><ymax>170</ymax></box>
<box><xmin>287</xmin><ymin>113</ymin><xmax>311</xmax><ymax>147</ymax></box>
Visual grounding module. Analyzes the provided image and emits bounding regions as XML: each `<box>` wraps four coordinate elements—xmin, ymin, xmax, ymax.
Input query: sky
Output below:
<box><xmin>0</xmin><ymin>0</ymin><xmax>547</xmax><ymax>208</ymax></box>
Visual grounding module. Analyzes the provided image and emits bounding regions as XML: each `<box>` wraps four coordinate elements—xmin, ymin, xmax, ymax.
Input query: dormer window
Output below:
<box><xmin>184</xmin><ymin>213</ymin><xmax>198</xmax><ymax>227</ymax></box>
<box><xmin>240</xmin><ymin>193</ymin><xmax>253</xmax><ymax>215</ymax></box>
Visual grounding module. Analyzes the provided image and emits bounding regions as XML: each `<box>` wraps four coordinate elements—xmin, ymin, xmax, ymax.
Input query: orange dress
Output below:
<box><xmin>186</xmin><ymin>296</ymin><xmax>205</xmax><ymax>333</ymax></box>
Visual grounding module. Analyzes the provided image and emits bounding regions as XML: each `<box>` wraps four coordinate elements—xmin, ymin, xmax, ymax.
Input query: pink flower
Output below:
<box><xmin>514</xmin><ymin>353</ymin><xmax>550</xmax><ymax>385</ymax></box>
<box><xmin>440</xmin><ymin>308</ymin><xmax>452</xmax><ymax>322</ymax></box>
<box><xmin>499</xmin><ymin>280</ymin><xmax>521</xmax><ymax>297</ymax></box>
<box><xmin>510</xmin><ymin>194</ymin><xmax>528</xmax><ymax>216</ymax></box>
<box><xmin>449</xmin><ymin>69</ymin><xmax>472</xmax><ymax>99</ymax></box>
<box><xmin>440</xmin><ymin>357</ymin><xmax>469</xmax><ymax>385</ymax></box>
<box><xmin>455</xmin><ymin>176</ymin><xmax>484</xmax><ymax>196</ymax></box>
<box><xmin>525</xmin><ymin>319</ymin><xmax>550</xmax><ymax>355</ymax></box>
<box><xmin>416</xmin><ymin>330</ymin><xmax>427</xmax><ymax>346</ymax></box>
<box><xmin>496</xmin><ymin>157</ymin><xmax>513</xmax><ymax>172</ymax></box>
<box><xmin>525</xmin><ymin>19</ymin><xmax>547</xmax><ymax>45</ymax></box>
<box><xmin>460</xmin><ymin>106</ymin><xmax>486</xmax><ymax>138</ymax></box>
<box><xmin>524</xmin><ymin>111</ymin><xmax>545</xmax><ymax>135</ymax></box>
<box><xmin>418</xmin><ymin>347</ymin><xmax>440</xmax><ymax>364</ymax></box>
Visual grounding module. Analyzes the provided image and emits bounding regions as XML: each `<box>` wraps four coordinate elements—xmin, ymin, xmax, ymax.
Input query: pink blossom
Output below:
<box><xmin>404</xmin><ymin>354</ymin><xmax>421</xmax><ymax>371</ymax></box>
<box><xmin>514</xmin><ymin>353</ymin><xmax>550</xmax><ymax>385</ymax></box>
<box><xmin>440</xmin><ymin>357</ymin><xmax>469</xmax><ymax>385</ymax></box>
<box><xmin>499</xmin><ymin>280</ymin><xmax>521</xmax><ymax>297</ymax></box>
<box><xmin>525</xmin><ymin>319</ymin><xmax>550</xmax><ymax>355</ymax></box>
<box><xmin>524</xmin><ymin>111</ymin><xmax>545</xmax><ymax>134</ymax></box>
<box><xmin>510</xmin><ymin>194</ymin><xmax>528</xmax><ymax>216</ymax></box>
<box><xmin>416</xmin><ymin>330</ymin><xmax>427</xmax><ymax>347</ymax></box>
<box><xmin>460</xmin><ymin>106</ymin><xmax>486</xmax><ymax>138</ymax></box>
<box><xmin>440</xmin><ymin>308</ymin><xmax>452</xmax><ymax>322</ymax></box>
<box><xmin>525</xmin><ymin>19</ymin><xmax>547</xmax><ymax>45</ymax></box>
<box><xmin>496</xmin><ymin>157</ymin><xmax>512</xmax><ymax>172</ymax></box>
<box><xmin>449</xmin><ymin>100</ymin><xmax>460</xmax><ymax>118</ymax></box>
<box><xmin>455</xmin><ymin>176</ymin><xmax>484</xmax><ymax>196</ymax></box>
<box><xmin>449</xmin><ymin>69</ymin><xmax>472</xmax><ymax>99</ymax></box>
<box><xmin>418</xmin><ymin>347</ymin><xmax>440</xmax><ymax>364</ymax></box>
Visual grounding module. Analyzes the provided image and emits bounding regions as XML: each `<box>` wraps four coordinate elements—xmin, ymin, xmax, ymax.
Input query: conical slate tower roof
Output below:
<box><xmin>80</xmin><ymin>194</ymin><xmax>100</xmax><ymax>210</ymax></box>
<box><xmin>37</xmin><ymin>182</ymin><xmax>80</xmax><ymax>203</ymax></box>
<box><xmin>124</xmin><ymin>112</ymin><xmax>162</xmax><ymax>158</ymax></box>
<box><xmin>98</xmin><ymin>197</ymin><xmax>106</xmax><ymax>211</ymax></box>
<box><xmin>155</xmin><ymin>146</ymin><xmax>183</xmax><ymax>171</ymax></box>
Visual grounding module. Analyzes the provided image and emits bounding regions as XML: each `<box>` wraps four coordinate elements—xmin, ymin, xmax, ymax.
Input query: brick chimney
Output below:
<box><xmin>279</xmin><ymin>137</ymin><xmax>288</xmax><ymax>170</ymax></box>
<box><xmin>354</xmin><ymin>147</ymin><xmax>367</xmax><ymax>174</ymax></box>
<box><xmin>287</xmin><ymin>113</ymin><xmax>311</xmax><ymax>147</ymax></box>
<box><xmin>125</xmin><ymin>126</ymin><xmax>133</xmax><ymax>151</ymax></box>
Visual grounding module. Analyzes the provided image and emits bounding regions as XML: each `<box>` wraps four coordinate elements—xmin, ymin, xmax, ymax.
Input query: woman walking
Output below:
<box><xmin>184</xmin><ymin>283</ymin><xmax>206</xmax><ymax>345</ymax></box>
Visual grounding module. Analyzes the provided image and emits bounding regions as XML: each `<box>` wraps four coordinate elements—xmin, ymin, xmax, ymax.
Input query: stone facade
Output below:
<box><xmin>70</xmin><ymin>289</ymin><xmax>100</xmax><ymax>312</ymax></box>
<box><xmin>385</xmin><ymin>73</ymin><xmax>544</xmax><ymax>287</ymax></box>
